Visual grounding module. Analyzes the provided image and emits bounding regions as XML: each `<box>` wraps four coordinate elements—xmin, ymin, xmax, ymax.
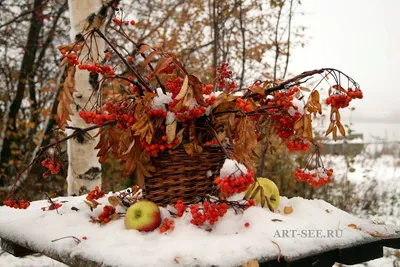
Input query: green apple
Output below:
<box><xmin>125</xmin><ymin>200</ymin><xmax>161</xmax><ymax>232</ymax></box>
<box><xmin>246</xmin><ymin>177</ymin><xmax>280</xmax><ymax>210</ymax></box>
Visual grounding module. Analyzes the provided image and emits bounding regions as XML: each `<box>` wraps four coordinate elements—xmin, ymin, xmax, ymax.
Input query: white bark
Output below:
<box><xmin>66</xmin><ymin>0</ymin><xmax>104</xmax><ymax>195</ymax></box>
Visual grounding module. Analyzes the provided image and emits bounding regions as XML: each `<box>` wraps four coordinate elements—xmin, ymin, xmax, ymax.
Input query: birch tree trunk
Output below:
<box><xmin>66</xmin><ymin>0</ymin><xmax>104</xmax><ymax>195</ymax></box>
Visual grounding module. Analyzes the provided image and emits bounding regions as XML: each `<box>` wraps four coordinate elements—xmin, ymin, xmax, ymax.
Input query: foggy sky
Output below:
<box><xmin>288</xmin><ymin>0</ymin><xmax>400</xmax><ymax>124</ymax></box>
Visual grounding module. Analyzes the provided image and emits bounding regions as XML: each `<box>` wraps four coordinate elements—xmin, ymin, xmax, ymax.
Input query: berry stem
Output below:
<box><xmin>92</xmin><ymin>28</ymin><xmax>151</xmax><ymax>95</ymax></box>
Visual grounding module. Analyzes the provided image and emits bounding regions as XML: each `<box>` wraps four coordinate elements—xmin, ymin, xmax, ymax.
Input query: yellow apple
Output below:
<box><xmin>246</xmin><ymin>177</ymin><xmax>280</xmax><ymax>210</ymax></box>
<box><xmin>124</xmin><ymin>200</ymin><xmax>161</xmax><ymax>232</ymax></box>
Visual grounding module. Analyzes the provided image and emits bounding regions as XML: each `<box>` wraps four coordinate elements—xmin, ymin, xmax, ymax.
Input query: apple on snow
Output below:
<box><xmin>125</xmin><ymin>200</ymin><xmax>161</xmax><ymax>232</ymax></box>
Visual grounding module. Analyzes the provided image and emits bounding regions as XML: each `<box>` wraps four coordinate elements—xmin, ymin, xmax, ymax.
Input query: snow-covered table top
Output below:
<box><xmin>0</xmin><ymin>194</ymin><xmax>399</xmax><ymax>267</ymax></box>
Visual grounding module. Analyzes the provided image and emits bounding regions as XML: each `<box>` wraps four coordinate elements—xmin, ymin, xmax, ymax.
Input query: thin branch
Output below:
<box><xmin>282</xmin><ymin>0</ymin><xmax>294</xmax><ymax>79</ymax></box>
<box><xmin>0</xmin><ymin>0</ymin><xmax>51</xmax><ymax>29</ymax></box>
<box><xmin>273</xmin><ymin>2</ymin><xmax>284</xmax><ymax>81</ymax></box>
<box><xmin>93</xmin><ymin>28</ymin><xmax>151</xmax><ymax>95</ymax></box>
<box><xmin>238</xmin><ymin>1</ymin><xmax>246</xmax><ymax>89</ymax></box>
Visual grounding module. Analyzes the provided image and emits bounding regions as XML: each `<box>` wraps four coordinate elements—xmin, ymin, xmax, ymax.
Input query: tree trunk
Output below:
<box><xmin>66</xmin><ymin>0</ymin><xmax>105</xmax><ymax>195</ymax></box>
<box><xmin>0</xmin><ymin>0</ymin><xmax>44</xmax><ymax>186</ymax></box>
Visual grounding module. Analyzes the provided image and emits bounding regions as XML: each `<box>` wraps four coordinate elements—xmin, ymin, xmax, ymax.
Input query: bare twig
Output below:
<box><xmin>93</xmin><ymin>28</ymin><xmax>151</xmax><ymax>95</ymax></box>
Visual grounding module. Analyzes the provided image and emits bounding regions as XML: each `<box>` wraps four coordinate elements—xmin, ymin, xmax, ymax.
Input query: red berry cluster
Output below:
<box><xmin>113</xmin><ymin>18</ymin><xmax>136</xmax><ymax>26</ymax></box>
<box><xmin>175</xmin><ymin>106</ymin><xmax>206</xmax><ymax>122</ymax></box>
<box><xmin>347</xmin><ymin>88</ymin><xmax>363</xmax><ymax>99</ymax></box>
<box><xmin>79</xmin><ymin>101</ymin><xmax>138</xmax><ymax>130</ymax></box>
<box><xmin>244</xmin><ymin>198</ymin><xmax>256</xmax><ymax>210</ymax></box>
<box><xmin>215</xmin><ymin>171</ymin><xmax>255</xmax><ymax>196</ymax></box>
<box><xmin>148</xmin><ymin>109</ymin><xmax>167</xmax><ymax>118</ymax></box>
<box><xmin>273</xmin><ymin>112</ymin><xmax>301</xmax><ymax>139</ymax></box>
<box><xmin>97</xmin><ymin>205</ymin><xmax>116</xmax><ymax>224</ymax></box>
<box><xmin>86</xmin><ymin>186</ymin><xmax>105</xmax><ymax>201</ymax></box>
<box><xmin>189</xmin><ymin>202</ymin><xmax>228</xmax><ymax>226</ymax></box>
<box><xmin>64</xmin><ymin>53</ymin><xmax>79</xmax><ymax>66</ymax></box>
<box><xmin>79</xmin><ymin>110</ymin><xmax>118</xmax><ymax>127</ymax></box>
<box><xmin>285</xmin><ymin>139</ymin><xmax>311</xmax><ymax>152</ymax></box>
<box><xmin>205</xmin><ymin>95</ymin><xmax>216</xmax><ymax>105</ymax></box>
<box><xmin>141</xmin><ymin>137</ymin><xmax>179</xmax><ymax>157</ymax></box>
<box><xmin>215</xmin><ymin>62</ymin><xmax>236</xmax><ymax>91</ymax></box>
<box><xmin>326</xmin><ymin>88</ymin><xmax>363</xmax><ymax>109</ymax></box>
<box><xmin>166</xmin><ymin>77</ymin><xmax>184</xmax><ymax>98</ymax></box>
<box><xmin>41</xmin><ymin>159</ymin><xmax>61</xmax><ymax>177</ymax></box>
<box><xmin>267</xmin><ymin>88</ymin><xmax>299</xmax><ymax>111</ymax></box>
<box><xmin>202</xmin><ymin>84</ymin><xmax>214</xmax><ymax>95</ymax></box>
<box><xmin>159</xmin><ymin>218</ymin><xmax>175</xmax><ymax>233</ymax></box>
<box><xmin>162</xmin><ymin>63</ymin><xmax>176</xmax><ymax>74</ymax></box>
<box><xmin>295</xmin><ymin>168</ymin><xmax>333</xmax><ymax>187</ymax></box>
<box><xmin>3</xmin><ymin>199</ymin><xmax>30</xmax><ymax>209</ymax></box>
<box><xmin>78</xmin><ymin>63</ymin><xmax>115</xmax><ymax>76</ymax></box>
<box><xmin>204</xmin><ymin>139</ymin><xmax>219</xmax><ymax>147</ymax></box>
<box><xmin>174</xmin><ymin>199</ymin><xmax>187</xmax><ymax>217</ymax></box>
<box><xmin>236</xmin><ymin>98</ymin><xmax>253</xmax><ymax>112</ymax></box>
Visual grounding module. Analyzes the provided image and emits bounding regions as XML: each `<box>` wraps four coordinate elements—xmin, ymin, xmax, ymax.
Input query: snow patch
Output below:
<box><xmin>220</xmin><ymin>159</ymin><xmax>248</xmax><ymax>178</ymax></box>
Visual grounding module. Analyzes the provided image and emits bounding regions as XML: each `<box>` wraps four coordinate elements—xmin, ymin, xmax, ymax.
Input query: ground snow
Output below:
<box><xmin>0</xmin><ymin>193</ymin><xmax>398</xmax><ymax>267</ymax></box>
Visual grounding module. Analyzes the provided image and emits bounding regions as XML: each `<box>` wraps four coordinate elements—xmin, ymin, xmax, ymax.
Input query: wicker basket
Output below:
<box><xmin>142</xmin><ymin>146</ymin><xmax>227</xmax><ymax>206</ymax></box>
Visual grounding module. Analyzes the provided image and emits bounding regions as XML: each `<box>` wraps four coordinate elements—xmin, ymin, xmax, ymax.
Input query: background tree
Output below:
<box><xmin>0</xmin><ymin>0</ymin><xmax>303</xmax><ymax>199</ymax></box>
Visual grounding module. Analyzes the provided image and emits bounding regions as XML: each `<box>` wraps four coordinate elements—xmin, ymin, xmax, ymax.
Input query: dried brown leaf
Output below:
<box><xmin>109</xmin><ymin>213</ymin><xmax>120</xmax><ymax>221</ymax></box>
<box><xmin>142</xmin><ymin>50</ymin><xmax>159</xmax><ymax>69</ymax></box>
<box><xmin>294</xmin><ymin>116</ymin><xmax>304</xmax><ymax>131</ymax></box>
<box><xmin>175</xmin><ymin>75</ymin><xmax>188</xmax><ymax>100</ymax></box>
<box><xmin>241</xmin><ymin>259</ymin><xmax>259</xmax><ymax>267</ymax></box>
<box><xmin>153</xmin><ymin>56</ymin><xmax>173</xmax><ymax>76</ymax></box>
<box><xmin>166</xmin><ymin>120</ymin><xmax>177</xmax><ymax>143</ymax></box>
<box><xmin>174</xmin><ymin>256</ymin><xmax>182</xmax><ymax>264</ymax></box>
<box><xmin>250</xmin><ymin>185</ymin><xmax>261</xmax><ymax>200</ymax></box>
<box><xmin>137</xmin><ymin>44</ymin><xmax>152</xmax><ymax>55</ymax></box>
<box><xmin>84</xmin><ymin>199</ymin><xmax>100</xmax><ymax>209</ymax></box>
<box><xmin>299</xmin><ymin>86</ymin><xmax>311</xmax><ymax>92</ymax></box>
<box><xmin>325</xmin><ymin>121</ymin><xmax>335</xmax><ymax>136</ymax></box>
<box><xmin>175</xmin><ymin>128</ymin><xmax>185</xmax><ymax>146</ymax></box>
<box><xmin>188</xmin><ymin>74</ymin><xmax>207</xmax><ymax>106</ymax></box>
<box><xmin>183</xmin><ymin>86</ymin><xmax>194</xmax><ymax>106</ymax></box>
<box><xmin>249</xmin><ymin>85</ymin><xmax>265</xmax><ymax>95</ymax></box>
<box><xmin>183</xmin><ymin>143</ymin><xmax>194</xmax><ymax>156</ymax></box>
<box><xmin>212</xmin><ymin>93</ymin><xmax>228</xmax><ymax>108</ymax></box>
<box><xmin>193</xmin><ymin>143</ymin><xmax>203</xmax><ymax>153</ymax></box>
<box><xmin>337</xmin><ymin>121</ymin><xmax>346</xmax><ymax>136</ymax></box>
<box><xmin>348</xmin><ymin>223</ymin><xmax>361</xmax><ymax>230</ymax></box>
<box><xmin>333</xmin><ymin>125</ymin><xmax>337</xmax><ymax>141</ymax></box>
<box><xmin>244</xmin><ymin>182</ymin><xmax>257</xmax><ymax>200</ymax></box>
<box><xmin>311</xmin><ymin>90</ymin><xmax>320</xmax><ymax>102</ymax></box>
<box><xmin>108</xmin><ymin>196</ymin><xmax>122</xmax><ymax>207</ymax></box>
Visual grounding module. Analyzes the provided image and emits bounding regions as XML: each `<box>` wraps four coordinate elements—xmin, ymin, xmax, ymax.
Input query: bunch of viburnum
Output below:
<box><xmin>53</xmin><ymin>14</ymin><xmax>363</xmax><ymax>189</ymax></box>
